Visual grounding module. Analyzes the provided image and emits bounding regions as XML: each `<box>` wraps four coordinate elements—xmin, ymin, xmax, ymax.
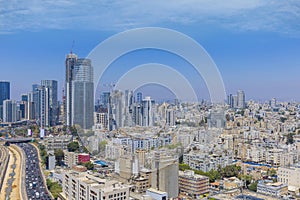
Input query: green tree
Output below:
<box><xmin>54</xmin><ymin>149</ymin><xmax>64</xmax><ymax>166</ymax></box>
<box><xmin>179</xmin><ymin>163</ymin><xmax>191</xmax><ymax>171</ymax></box>
<box><xmin>67</xmin><ymin>141</ymin><xmax>80</xmax><ymax>152</ymax></box>
<box><xmin>99</xmin><ymin>140</ymin><xmax>107</xmax><ymax>152</ymax></box>
<box><xmin>248</xmin><ymin>181</ymin><xmax>258</xmax><ymax>192</ymax></box>
<box><xmin>47</xmin><ymin>179</ymin><xmax>62</xmax><ymax>199</ymax></box>
<box><xmin>83</xmin><ymin>161</ymin><xmax>94</xmax><ymax>170</ymax></box>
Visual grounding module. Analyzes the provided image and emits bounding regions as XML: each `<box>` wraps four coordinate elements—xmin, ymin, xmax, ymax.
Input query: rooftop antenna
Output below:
<box><xmin>70</xmin><ymin>40</ymin><xmax>75</xmax><ymax>54</ymax></box>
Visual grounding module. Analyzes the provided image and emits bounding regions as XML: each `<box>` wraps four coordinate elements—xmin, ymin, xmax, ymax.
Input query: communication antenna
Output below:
<box><xmin>70</xmin><ymin>40</ymin><xmax>75</xmax><ymax>54</ymax></box>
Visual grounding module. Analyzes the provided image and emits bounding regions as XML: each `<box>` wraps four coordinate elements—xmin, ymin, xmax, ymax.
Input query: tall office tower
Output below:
<box><xmin>132</xmin><ymin>103</ymin><xmax>143</xmax><ymax>126</ymax></box>
<box><xmin>227</xmin><ymin>94</ymin><xmax>233</xmax><ymax>108</ymax></box>
<box><xmin>151</xmin><ymin>151</ymin><xmax>179</xmax><ymax>198</ymax></box>
<box><xmin>142</xmin><ymin>96</ymin><xmax>155</xmax><ymax>127</ymax></box>
<box><xmin>237</xmin><ymin>90</ymin><xmax>245</xmax><ymax>109</ymax></box>
<box><xmin>136</xmin><ymin>92</ymin><xmax>142</xmax><ymax>104</ymax></box>
<box><xmin>232</xmin><ymin>95</ymin><xmax>238</xmax><ymax>108</ymax></box>
<box><xmin>109</xmin><ymin>90</ymin><xmax>124</xmax><ymax>129</ymax></box>
<box><xmin>24</xmin><ymin>93</ymin><xmax>35</xmax><ymax>120</ymax></box>
<box><xmin>38</xmin><ymin>86</ymin><xmax>50</xmax><ymax>127</ymax></box>
<box><xmin>124</xmin><ymin>90</ymin><xmax>133</xmax><ymax>127</ymax></box>
<box><xmin>0</xmin><ymin>81</ymin><xmax>10</xmax><ymax>120</ymax></box>
<box><xmin>0</xmin><ymin>81</ymin><xmax>10</xmax><ymax>105</ymax></box>
<box><xmin>32</xmin><ymin>84</ymin><xmax>40</xmax><ymax>120</ymax></box>
<box><xmin>41</xmin><ymin>80</ymin><xmax>58</xmax><ymax>126</ymax></box>
<box><xmin>71</xmin><ymin>58</ymin><xmax>94</xmax><ymax>129</ymax></box>
<box><xmin>3</xmin><ymin>99</ymin><xmax>17</xmax><ymax>122</ymax></box>
<box><xmin>65</xmin><ymin>52</ymin><xmax>78</xmax><ymax>126</ymax></box>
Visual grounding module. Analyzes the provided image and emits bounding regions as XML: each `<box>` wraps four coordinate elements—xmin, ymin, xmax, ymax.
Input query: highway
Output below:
<box><xmin>16</xmin><ymin>143</ymin><xmax>52</xmax><ymax>200</ymax></box>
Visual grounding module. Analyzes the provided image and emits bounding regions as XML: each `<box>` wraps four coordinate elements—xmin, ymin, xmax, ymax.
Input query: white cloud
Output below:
<box><xmin>0</xmin><ymin>0</ymin><xmax>299</xmax><ymax>35</ymax></box>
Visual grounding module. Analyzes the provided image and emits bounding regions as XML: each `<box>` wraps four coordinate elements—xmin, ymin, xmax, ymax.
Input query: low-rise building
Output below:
<box><xmin>179</xmin><ymin>170</ymin><xmax>209</xmax><ymax>198</ymax></box>
<box><xmin>257</xmin><ymin>181</ymin><xmax>288</xmax><ymax>197</ymax></box>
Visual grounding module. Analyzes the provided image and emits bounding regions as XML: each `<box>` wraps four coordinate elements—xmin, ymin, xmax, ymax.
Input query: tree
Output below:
<box><xmin>68</xmin><ymin>141</ymin><xmax>80</xmax><ymax>152</ymax></box>
<box><xmin>248</xmin><ymin>181</ymin><xmax>258</xmax><ymax>192</ymax></box>
<box><xmin>47</xmin><ymin>179</ymin><xmax>62</xmax><ymax>199</ymax></box>
<box><xmin>54</xmin><ymin>149</ymin><xmax>64</xmax><ymax>166</ymax></box>
<box><xmin>83</xmin><ymin>161</ymin><xmax>94</xmax><ymax>170</ymax></box>
<box><xmin>99</xmin><ymin>140</ymin><xmax>107</xmax><ymax>152</ymax></box>
<box><xmin>179</xmin><ymin>163</ymin><xmax>191</xmax><ymax>171</ymax></box>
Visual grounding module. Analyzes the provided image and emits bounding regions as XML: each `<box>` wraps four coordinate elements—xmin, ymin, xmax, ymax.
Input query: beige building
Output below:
<box><xmin>44</xmin><ymin>135</ymin><xmax>72</xmax><ymax>151</ymax></box>
<box><xmin>179</xmin><ymin>170</ymin><xmax>209</xmax><ymax>198</ymax></box>
<box><xmin>64</xmin><ymin>151</ymin><xmax>78</xmax><ymax>168</ymax></box>
<box><xmin>60</xmin><ymin>170</ymin><xmax>130</xmax><ymax>200</ymax></box>
<box><xmin>278</xmin><ymin>165</ymin><xmax>300</xmax><ymax>188</ymax></box>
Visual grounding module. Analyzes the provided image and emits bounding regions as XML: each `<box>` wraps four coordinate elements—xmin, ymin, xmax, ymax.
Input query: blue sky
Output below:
<box><xmin>1</xmin><ymin>0</ymin><xmax>300</xmax><ymax>102</ymax></box>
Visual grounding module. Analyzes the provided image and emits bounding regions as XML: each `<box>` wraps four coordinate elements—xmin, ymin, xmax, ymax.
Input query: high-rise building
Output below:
<box><xmin>41</xmin><ymin>80</ymin><xmax>58</xmax><ymax>126</ymax></box>
<box><xmin>0</xmin><ymin>81</ymin><xmax>10</xmax><ymax>105</ymax></box>
<box><xmin>3</xmin><ymin>99</ymin><xmax>17</xmax><ymax>122</ymax></box>
<box><xmin>65</xmin><ymin>53</ymin><xmax>78</xmax><ymax>126</ymax></box>
<box><xmin>65</xmin><ymin>53</ymin><xmax>94</xmax><ymax>129</ymax></box>
<box><xmin>142</xmin><ymin>96</ymin><xmax>155</xmax><ymax>127</ymax></box>
<box><xmin>38</xmin><ymin>85</ymin><xmax>50</xmax><ymax>127</ymax></box>
<box><xmin>0</xmin><ymin>81</ymin><xmax>10</xmax><ymax>120</ymax></box>
<box><xmin>237</xmin><ymin>90</ymin><xmax>245</xmax><ymax>109</ymax></box>
<box><xmin>32</xmin><ymin>84</ymin><xmax>40</xmax><ymax>120</ymax></box>
<box><xmin>137</xmin><ymin>92</ymin><xmax>142</xmax><ymax>104</ymax></box>
<box><xmin>71</xmin><ymin>58</ymin><xmax>94</xmax><ymax>129</ymax></box>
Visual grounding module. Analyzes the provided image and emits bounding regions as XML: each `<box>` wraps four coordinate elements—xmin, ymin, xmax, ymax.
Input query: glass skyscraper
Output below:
<box><xmin>0</xmin><ymin>81</ymin><xmax>10</xmax><ymax>106</ymax></box>
<box><xmin>65</xmin><ymin>54</ymin><xmax>94</xmax><ymax>129</ymax></box>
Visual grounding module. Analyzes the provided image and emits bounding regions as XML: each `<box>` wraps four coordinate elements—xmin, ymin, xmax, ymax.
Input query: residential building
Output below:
<box><xmin>257</xmin><ymin>181</ymin><xmax>288</xmax><ymax>197</ymax></box>
<box><xmin>60</xmin><ymin>170</ymin><xmax>130</xmax><ymax>200</ymax></box>
<box><xmin>179</xmin><ymin>170</ymin><xmax>209</xmax><ymax>198</ymax></box>
<box><xmin>278</xmin><ymin>165</ymin><xmax>300</xmax><ymax>188</ymax></box>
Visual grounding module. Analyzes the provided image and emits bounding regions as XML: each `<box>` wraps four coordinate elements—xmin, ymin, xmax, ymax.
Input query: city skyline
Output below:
<box><xmin>1</xmin><ymin>1</ymin><xmax>300</xmax><ymax>101</ymax></box>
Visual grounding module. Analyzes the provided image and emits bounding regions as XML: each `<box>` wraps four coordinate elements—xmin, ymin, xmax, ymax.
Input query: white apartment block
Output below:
<box><xmin>60</xmin><ymin>170</ymin><xmax>130</xmax><ymax>200</ymax></box>
<box><xmin>183</xmin><ymin>152</ymin><xmax>233</xmax><ymax>172</ymax></box>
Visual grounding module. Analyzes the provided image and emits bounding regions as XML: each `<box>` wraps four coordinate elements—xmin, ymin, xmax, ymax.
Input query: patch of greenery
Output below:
<box><xmin>67</xmin><ymin>141</ymin><xmax>80</xmax><ymax>152</ymax></box>
<box><xmin>46</xmin><ymin>179</ymin><xmax>62</xmax><ymax>199</ymax></box>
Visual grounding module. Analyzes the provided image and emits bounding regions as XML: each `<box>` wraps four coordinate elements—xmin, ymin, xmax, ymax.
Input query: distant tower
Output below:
<box><xmin>41</xmin><ymin>80</ymin><xmax>58</xmax><ymax>126</ymax></box>
<box><xmin>142</xmin><ymin>96</ymin><xmax>155</xmax><ymax>127</ymax></box>
<box><xmin>237</xmin><ymin>90</ymin><xmax>245</xmax><ymax>109</ymax></box>
<box><xmin>270</xmin><ymin>98</ymin><xmax>277</xmax><ymax>108</ymax></box>
<box><xmin>3</xmin><ymin>99</ymin><xmax>17</xmax><ymax>122</ymax></box>
<box><xmin>0</xmin><ymin>81</ymin><xmax>10</xmax><ymax>105</ymax></box>
<box><xmin>0</xmin><ymin>81</ymin><xmax>10</xmax><ymax>120</ymax></box>
<box><xmin>137</xmin><ymin>92</ymin><xmax>142</xmax><ymax>104</ymax></box>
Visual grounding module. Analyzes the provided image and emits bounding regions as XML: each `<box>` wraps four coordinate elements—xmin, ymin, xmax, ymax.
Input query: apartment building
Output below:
<box><xmin>60</xmin><ymin>170</ymin><xmax>130</xmax><ymax>200</ymax></box>
<box><xmin>179</xmin><ymin>170</ymin><xmax>209</xmax><ymax>198</ymax></box>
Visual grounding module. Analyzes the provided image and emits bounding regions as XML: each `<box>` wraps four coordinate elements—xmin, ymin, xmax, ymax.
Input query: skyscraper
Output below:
<box><xmin>3</xmin><ymin>99</ymin><xmax>17</xmax><ymax>122</ymax></box>
<box><xmin>41</xmin><ymin>80</ymin><xmax>58</xmax><ymax>126</ymax></box>
<box><xmin>0</xmin><ymin>81</ymin><xmax>10</xmax><ymax>105</ymax></box>
<box><xmin>142</xmin><ymin>96</ymin><xmax>155</xmax><ymax>127</ymax></box>
<box><xmin>38</xmin><ymin>85</ymin><xmax>50</xmax><ymax>127</ymax></box>
<box><xmin>237</xmin><ymin>90</ymin><xmax>245</xmax><ymax>109</ymax></box>
<box><xmin>65</xmin><ymin>53</ymin><xmax>78</xmax><ymax>126</ymax></box>
<box><xmin>71</xmin><ymin>58</ymin><xmax>94</xmax><ymax>129</ymax></box>
<box><xmin>136</xmin><ymin>92</ymin><xmax>142</xmax><ymax>104</ymax></box>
